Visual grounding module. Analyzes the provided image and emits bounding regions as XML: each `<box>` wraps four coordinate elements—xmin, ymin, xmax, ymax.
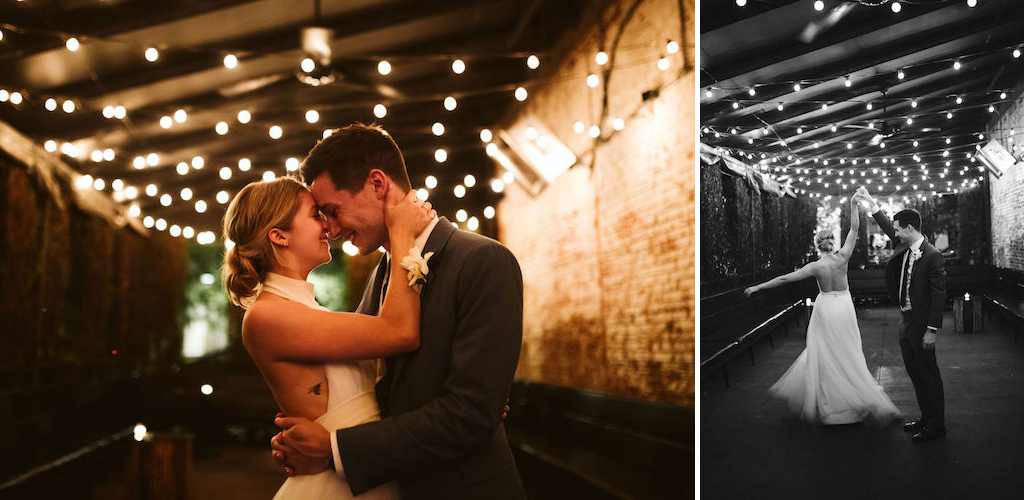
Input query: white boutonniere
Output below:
<box><xmin>910</xmin><ymin>247</ymin><xmax>923</xmax><ymax>260</ymax></box>
<box><xmin>400</xmin><ymin>246</ymin><xmax>434</xmax><ymax>292</ymax></box>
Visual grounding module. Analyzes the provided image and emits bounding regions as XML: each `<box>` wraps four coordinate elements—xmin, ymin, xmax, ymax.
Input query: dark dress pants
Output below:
<box><xmin>899</xmin><ymin>311</ymin><xmax>945</xmax><ymax>428</ymax></box>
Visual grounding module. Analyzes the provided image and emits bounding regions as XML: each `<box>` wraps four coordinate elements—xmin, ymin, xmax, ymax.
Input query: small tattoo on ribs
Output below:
<box><xmin>308</xmin><ymin>383</ymin><xmax>322</xmax><ymax>395</ymax></box>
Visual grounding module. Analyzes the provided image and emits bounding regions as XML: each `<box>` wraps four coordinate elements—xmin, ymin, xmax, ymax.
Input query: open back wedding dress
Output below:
<box><xmin>769</xmin><ymin>288</ymin><xmax>901</xmax><ymax>425</ymax></box>
<box><xmin>261</xmin><ymin>273</ymin><xmax>399</xmax><ymax>500</ymax></box>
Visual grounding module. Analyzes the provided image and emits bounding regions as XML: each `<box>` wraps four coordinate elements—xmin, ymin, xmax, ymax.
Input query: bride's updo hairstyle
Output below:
<box><xmin>222</xmin><ymin>177</ymin><xmax>307</xmax><ymax>308</ymax></box>
<box><xmin>814</xmin><ymin>229</ymin><xmax>836</xmax><ymax>253</ymax></box>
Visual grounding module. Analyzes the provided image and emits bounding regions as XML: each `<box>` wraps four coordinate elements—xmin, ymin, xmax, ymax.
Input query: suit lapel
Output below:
<box><xmin>389</xmin><ymin>217</ymin><xmax>458</xmax><ymax>389</ymax></box>
<box><xmin>359</xmin><ymin>255</ymin><xmax>389</xmax><ymax>316</ymax></box>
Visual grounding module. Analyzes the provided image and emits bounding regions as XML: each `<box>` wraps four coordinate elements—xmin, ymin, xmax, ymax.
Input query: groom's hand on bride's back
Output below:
<box><xmin>271</xmin><ymin>414</ymin><xmax>332</xmax><ymax>476</ymax></box>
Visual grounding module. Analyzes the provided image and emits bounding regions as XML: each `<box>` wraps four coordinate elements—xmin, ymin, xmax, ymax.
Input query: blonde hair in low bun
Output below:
<box><xmin>814</xmin><ymin>229</ymin><xmax>836</xmax><ymax>253</ymax></box>
<box><xmin>222</xmin><ymin>177</ymin><xmax>307</xmax><ymax>308</ymax></box>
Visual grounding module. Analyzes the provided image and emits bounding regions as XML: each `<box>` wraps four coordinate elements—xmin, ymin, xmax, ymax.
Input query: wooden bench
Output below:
<box><xmin>505</xmin><ymin>381</ymin><xmax>691</xmax><ymax>499</ymax></box>
<box><xmin>847</xmin><ymin>264</ymin><xmax>990</xmax><ymax>302</ymax></box>
<box><xmin>981</xmin><ymin>267</ymin><xmax>1024</xmax><ymax>343</ymax></box>
<box><xmin>700</xmin><ymin>280</ymin><xmax>813</xmax><ymax>388</ymax></box>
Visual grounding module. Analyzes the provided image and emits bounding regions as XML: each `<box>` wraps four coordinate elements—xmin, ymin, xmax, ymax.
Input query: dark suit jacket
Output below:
<box><xmin>872</xmin><ymin>211</ymin><xmax>946</xmax><ymax>329</ymax></box>
<box><xmin>336</xmin><ymin>217</ymin><xmax>526</xmax><ymax>499</ymax></box>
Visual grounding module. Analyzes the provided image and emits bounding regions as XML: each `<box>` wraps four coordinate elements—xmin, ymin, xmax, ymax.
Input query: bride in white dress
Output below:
<box><xmin>744</xmin><ymin>196</ymin><xmax>900</xmax><ymax>425</ymax></box>
<box><xmin>221</xmin><ymin>177</ymin><xmax>434</xmax><ymax>498</ymax></box>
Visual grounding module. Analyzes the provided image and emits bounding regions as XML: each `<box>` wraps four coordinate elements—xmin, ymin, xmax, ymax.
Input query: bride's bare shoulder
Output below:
<box><xmin>242</xmin><ymin>294</ymin><xmax>288</xmax><ymax>342</ymax></box>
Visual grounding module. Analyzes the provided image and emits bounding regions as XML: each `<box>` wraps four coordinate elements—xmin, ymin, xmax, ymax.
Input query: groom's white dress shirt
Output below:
<box><xmin>898</xmin><ymin>235</ymin><xmax>924</xmax><ymax>311</ymax></box>
<box><xmin>898</xmin><ymin>234</ymin><xmax>938</xmax><ymax>332</ymax></box>
<box><xmin>330</xmin><ymin>216</ymin><xmax>440</xmax><ymax>479</ymax></box>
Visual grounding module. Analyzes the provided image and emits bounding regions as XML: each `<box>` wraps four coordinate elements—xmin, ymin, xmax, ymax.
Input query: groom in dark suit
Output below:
<box><xmin>856</xmin><ymin>187</ymin><xmax>947</xmax><ymax>442</ymax></box>
<box><xmin>272</xmin><ymin>124</ymin><xmax>526</xmax><ymax>498</ymax></box>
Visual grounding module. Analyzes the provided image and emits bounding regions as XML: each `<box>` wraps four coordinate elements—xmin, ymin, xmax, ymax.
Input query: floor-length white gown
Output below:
<box><xmin>769</xmin><ymin>289</ymin><xmax>901</xmax><ymax>424</ymax></box>
<box><xmin>260</xmin><ymin>273</ymin><xmax>400</xmax><ymax>499</ymax></box>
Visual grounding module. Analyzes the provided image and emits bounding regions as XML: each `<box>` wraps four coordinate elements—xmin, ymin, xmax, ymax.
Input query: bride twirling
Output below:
<box><xmin>744</xmin><ymin>196</ymin><xmax>900</xmax><ymax>425</ymax></box>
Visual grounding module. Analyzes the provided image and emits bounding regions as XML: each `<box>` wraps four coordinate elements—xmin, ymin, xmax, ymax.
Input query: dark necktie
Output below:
<box><xmin>375</xmin><ymin>257</ymin><xmax>395</xmax><ymax>414</ymax></box>
<box><xmin>899</xmin><ymin>250</ymin><xmax>912</xmax><ymax>308</ymax></box>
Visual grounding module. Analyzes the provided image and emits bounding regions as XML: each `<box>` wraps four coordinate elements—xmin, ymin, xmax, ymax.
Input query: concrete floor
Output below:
<box><xmin>700</xmin><ymin>306</ymin><xmax>1024</xmax><ymax>499</ymax></box>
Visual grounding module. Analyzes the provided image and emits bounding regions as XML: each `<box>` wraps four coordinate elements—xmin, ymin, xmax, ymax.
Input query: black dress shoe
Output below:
<box><xmin>911</xmin><ymin>426</ymin><xmax>947</xmax><ymax>443</ymax></box>
<box><xmin>903</xmin><ymin>420</ymin><xmax>927</xmax><ymax>433</ymax></box>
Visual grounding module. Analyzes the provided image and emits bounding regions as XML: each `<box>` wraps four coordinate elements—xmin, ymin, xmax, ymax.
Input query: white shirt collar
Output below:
<box><xmin>910</xmin><ymin>235</ymin><xmax>924</xmax><ymax>252</ymax></box>
<box><xmin>386</xmin><ymin>216</ymin><xmax>440</xmax><ymax>260</ymax></box>
<box><xmin>414</xmin><ymin>216</ymin><xmax>440</xmax><ymax>251</ymax></box>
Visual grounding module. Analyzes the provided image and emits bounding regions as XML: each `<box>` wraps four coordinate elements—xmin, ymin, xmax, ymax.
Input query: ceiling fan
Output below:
<box><xmin>841</xmin><ymin>89</ymin><xmax>939</xmax><ymax>143</ymax></box>
<box><xmin>217</xmin><ymin>0</ymin><xmax>402</xmax><ymax>99</ymax></box>
<box><xmin>844</xmin><ymin>119</ymin><xmax>940</xmax><ymax>143</ymax></box>
<box><xmin>295</xmin><ymin>0</ymin><xmax>402</xmax><ymax>98</ymax></box>
<box><xmin>799</xmin><ymin>1</ymin><xmax>859</xmax><ymax>43</ymax></box>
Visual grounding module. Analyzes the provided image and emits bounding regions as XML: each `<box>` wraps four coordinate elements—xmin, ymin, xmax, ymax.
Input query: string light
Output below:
<box><xmin>527</xmin><ymin>54</ymin><xmax>539</xmax><ymax>69</ymax></box>
<box><xmin>377</xmin><ymin>60</ymin><xmax>391</xmax><ymax>75</ymax></box>
<box><xmin>432</xmin><ymin>122</ymin><xmax>445</xmax><ymax>136</ymax></box>
<box><xmin>237</xmin><ymin>109</ymin><xmax>251</xmax><ymax>123</ymax></box>
<box><xmin>595</xmin><ymin>51</ymin><xmax>608</xmax><ymax>65</ymax></box>
<box><xmin>373</xmin><ymin>104</ymin><xmax>387</xmax><ymax>118</ymax></box>
<box><xmin>215</xmin><ymin>121</ymin><xmax>229</xmax><ymax>135</ymax></box>
<box><xmin>452</xmin><ymin>59</ymin><xmax>466</xmax><ymax>74</ymax></box>
<box><xmin>224</xmin><ymin>54</ymin><xmax>238</xmax><ymax>69</ymax></box>
<box><xmin>891</xmin><ymin>2</ymin><xmax>902</xmax><ymax>13</ymax></box>
<box><xmin>480</xmin><ymin>129</ymin><xmax>493</xmax><ymax>142</ymax></box>
<box><xmin>269</xmin><ymin>125</ymin><xmax>283</xmax><ymax>139</ymax></box>
<box><xmin>145</xmin><ymin>47</ymin><xmax>159</xmax><ymax>62</ymax></box>
<box><xmin>434</xmin><ymin>148</ymin><xmax>447</xmax><ymax>163</ymax></box>
<box><xmin>515</xmin><ymin>87</ymin><xmax>528</xmax><ymax>101</ymax></box>
<box><xmin>444</xmin><ymin>96</ymin><xmax>457</xmax><ymax>111</ymax></box>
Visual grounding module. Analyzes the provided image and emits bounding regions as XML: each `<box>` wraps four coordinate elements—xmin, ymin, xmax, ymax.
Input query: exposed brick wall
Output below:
<box><xmin>989</xmin><ymin>95</ymin><xmax>1024</xmax><ymax>271</ymax></box>
<box><xmin>497</xmin><ymin>0</ymin><xmax>694</xmax><ymax>407</ymax></box>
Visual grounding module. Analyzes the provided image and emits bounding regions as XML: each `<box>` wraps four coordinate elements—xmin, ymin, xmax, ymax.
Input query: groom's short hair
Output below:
<box><xmin>301</xmin><ymin>123</ymin><xmax>412</xmax><ymax>193</ymax></box>
<box><xmin>893</xmin><ymin>208</ymin><xmax>922</xmax><ymax>232</ymax></box>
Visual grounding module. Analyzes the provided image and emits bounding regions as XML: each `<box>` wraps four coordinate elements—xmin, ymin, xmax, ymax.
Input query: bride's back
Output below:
<box><xmin>814</xmin><ymin>253</ymin><xmax>851</xmax><ymax>293</ymax></box>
